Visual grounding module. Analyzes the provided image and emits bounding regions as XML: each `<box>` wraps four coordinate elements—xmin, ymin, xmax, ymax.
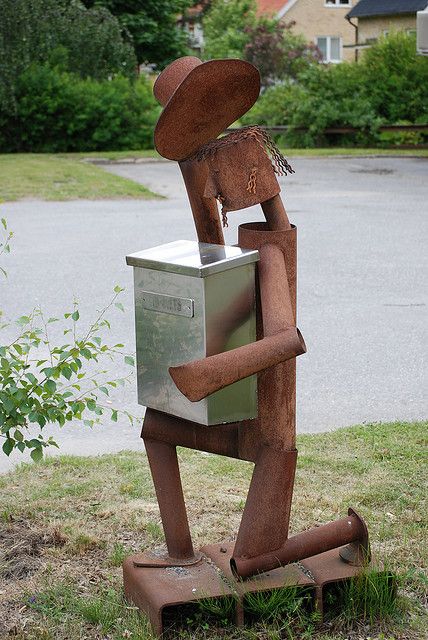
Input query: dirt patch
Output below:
<box><xmin>0</xmin><ymin>520</ymin><xmax>66</xmax><ymax>580</ymax></box>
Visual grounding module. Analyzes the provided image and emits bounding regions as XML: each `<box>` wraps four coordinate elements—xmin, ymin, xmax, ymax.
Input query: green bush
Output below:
<box><xmin>202</xmin><ymin>0</ymin><xmax>257</xmax><ymax>60</ymax></box>
<box><xmin>362</xmin><ymin>31</ymin><xmax>428</xmax><ymax>124</ymax></box>
<box><xmin>242</xmin><ymin>33</ymin><xmax>428</xmax><ymax>147</ymax></box>
<box><xmin>0</xmin><ymin>65</ymin><xmax>159</xmax><ymax>152</ymax></box>
<box><xmin>1</xmin><ymin>220</ymin><xmax>136</xmax><ymax>460</ymax></box>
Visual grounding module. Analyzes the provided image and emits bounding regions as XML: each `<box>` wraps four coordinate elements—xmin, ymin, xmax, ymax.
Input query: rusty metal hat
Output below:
<box><xmin>153</xmin><ymin>56</ymin><xmax>260</xmax><ymax>161</ymax></box>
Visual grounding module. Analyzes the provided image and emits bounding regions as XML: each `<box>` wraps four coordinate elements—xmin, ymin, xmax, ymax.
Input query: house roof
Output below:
<box><xmin>347</xmin><ymin>0</ymin><xmax>428</xmax><ymax>19</ymax></box>
<box><xmin>257</xmin><ymin>0</ymin><xmax>290</xmax><ymax>16</ymax></box>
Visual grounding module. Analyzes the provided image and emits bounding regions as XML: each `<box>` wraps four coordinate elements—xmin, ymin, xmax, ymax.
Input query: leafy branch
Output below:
<box><xmin>0</xmin><ymin>218</ymin><xmax>136</xmax><ymax>461</ymax></box>
<box><xmin>0</xmin><ymin>217</ymin><xmax>13</xmax><ymax>278</ymax></box>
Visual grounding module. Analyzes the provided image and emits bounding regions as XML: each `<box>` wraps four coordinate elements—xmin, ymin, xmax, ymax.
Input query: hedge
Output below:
<box><xmin>0</xmin><ymin>65</ymin><xmax>159</xmax><ymax>152</ymax></box>
<box><xmin>241</xmin><ymin>33</ymin><xmax>428</xmax><ymax>147</ymax></box>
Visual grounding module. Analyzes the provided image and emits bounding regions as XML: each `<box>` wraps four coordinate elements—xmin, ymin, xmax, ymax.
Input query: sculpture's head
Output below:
<box><xmin>153</xmin><ymin>57</ymin><xmax>294</xmax><ymax>226</ymax></box>
<box><xmin>153</xmin><ymin>56</ymin><xmax>260</xmax><ymax>161</ymax></box>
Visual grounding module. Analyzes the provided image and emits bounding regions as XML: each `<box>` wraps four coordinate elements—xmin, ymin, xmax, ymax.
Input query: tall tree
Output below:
<box><xmin>202</xmin><ymin>1</ymin><xmax>321</xmax><ymax>86</ymax></box>
<box><xmin>0</xmin><ymin>0</ymin><xmax>136</xmax><ymax>113</ymax></box>
<box><xmin>81</xmin><ymin>0</ymin><xmax>191</xmax><ymax>69</ymax></box>
<box><xmin>202</xmin><ymin>0</ymin><xmax>257</xmax><ymax>60</ymax></box>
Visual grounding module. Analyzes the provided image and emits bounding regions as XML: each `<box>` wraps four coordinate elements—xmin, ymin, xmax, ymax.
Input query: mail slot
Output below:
<box><xmin>126</xmin><ymin>240</ymin><xmax>259</xmax><ymax>425</ymax></box>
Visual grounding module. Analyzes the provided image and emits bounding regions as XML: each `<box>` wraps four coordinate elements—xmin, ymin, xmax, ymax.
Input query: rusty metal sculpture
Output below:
<box><xmin>123</xmin><ymin>57</ymin><xmax>370</xmax><ymax>635</ymax></box>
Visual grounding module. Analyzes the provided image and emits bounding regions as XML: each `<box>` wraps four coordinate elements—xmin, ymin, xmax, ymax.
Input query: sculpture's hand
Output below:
<box><xmin>169</xmin><ymin>328</ymin><xmax>305</xmax><ymax>402</ymax></box>
<box><xmin>169</xmin><ymin>244</ymin><xmax>306</xmax><ymax>402</ymax></box>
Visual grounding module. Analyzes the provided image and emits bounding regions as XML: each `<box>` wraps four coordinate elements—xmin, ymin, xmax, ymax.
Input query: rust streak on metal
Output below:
<box><xmin>142</xmin><ymin>409</ymin><xmax>247</xmax><ymax>460</ymax></box>
<box><xmin>258</xmin><ymin>243</ymin><xmax>295</xmax><ymax>330</ymax></box>
<box><xmin>238</xmin><ymin>222</ymin><xmax>297</xmax><ymax>453</ymax></box>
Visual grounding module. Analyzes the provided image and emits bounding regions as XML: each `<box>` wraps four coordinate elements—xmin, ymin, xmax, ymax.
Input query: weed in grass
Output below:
<box><xmin>0</xmin><ymin>507</ymin><xmax>14</xmax><ymax>522</ymax></box>
<box><xmin>119</xmin><ymin>480</ymin><xmax>152</xmax><ymax>499</ymax></box>
<box><xmin>120</xmin><ymin>482</ymin><xmax>138</xmax><ymax>497</ymax></box>
<box><xmin>27</xmin><ymin>582</ymin><xmax>152</xmax><ymax>639</ymax></box>
<box><xmin>197</xmin><ymin>594</ymin><xmax>237</xmax><ymax>626</ymax></box>
<box><xmin>109</xmin><ymin>542</ymin><xmax>129</xmax><ymax>567</ymax></box>
<box><xmin>76</xmin><ymin>588</ymin><xmax>120</xmax><ymax>632</ymax></box>
<box><xmin>69</xmin><ymin>532</ymin><xmax>103</xmax><ymax>555</ymax></box>
<box><xmin>145</xmin><ymin>521</ymin><xmax>163</xmax><ymax>542</ymax></box>
<box><xmin>325</xmin><ymin>568</ymin><xmax>400</xmax><ymax>626</ymax></box>
<box><xmin>27</xmin><ymin>583</ymin><xmax>77</xmax><ymax>623</ymax></box>
<box><xmin>243</xmin><ymin>586</ymin><xmax>313</xmax><ymax>626</ymax></box>
<box><xmin>75</xmin><ymin>589</ymin><xmax>152</xmax><ymax>640</ymax></box>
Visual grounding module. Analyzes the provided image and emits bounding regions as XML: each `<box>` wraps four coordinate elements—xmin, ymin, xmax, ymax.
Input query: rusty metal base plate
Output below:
<box><xmin>123</xmin><ymin>543</ymin><xmax>366</xmax><ymax>636</ymax></box>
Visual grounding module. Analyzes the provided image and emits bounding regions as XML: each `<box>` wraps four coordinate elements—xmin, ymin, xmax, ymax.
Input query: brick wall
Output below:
<box><xmin>357</xmin><ymin>14</ymin><xmax>417</xmax><ymax>42</ymax></box>
<box><xmin>282</xmin><ymin>0</ymin><xmax>355</xmax><ymax>62</ymax></box>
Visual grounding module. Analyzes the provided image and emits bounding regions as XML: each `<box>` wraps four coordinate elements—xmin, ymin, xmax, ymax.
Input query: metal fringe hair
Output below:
<box><xmin>192</xmin><ymin>125</ymin><xmax>295</xmax><ymax>177</ymax></box>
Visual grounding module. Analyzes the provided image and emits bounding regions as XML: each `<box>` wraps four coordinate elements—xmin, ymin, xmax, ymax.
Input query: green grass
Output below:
<box><xmin>1</xmin><ymin>148</ymin><xmax>425</xmax><ymax>203</ymax></box>
<box><xmin>243</xmin><ymin>585</ymin><xmax>314</xmax><ymax>625</ymax></box>
<box><xmin>283</xmin><ymin>147</ymin><xmax>428</xmax><ymax>157</ymax></box>
<box><xmin>25</xmin><ymin>583</ymin><xmax>151</xmax><ymax>639</ymax></box>
<box><xmin>0</xmin><ymin>421</ymin><xmax>426</xmax><ymax>639</ymax></box>
<box><xmin>337</xmin><ymin>569</ymin><xmax>399</xmax><ymax>625</ymax></box>
<box><xmin>59</xmin><ymin>149</ymin><xmax>161</xmax><ymax>161</ymax></box>
<box><xmin>61</xmin><ymin>147</ymin><xmax>428</xmax><ymax>160</ymax></box>
<box><xmin>0</xmin><ymin>154</ymin><xmax>160</xmax><ymax>201</ymax></box>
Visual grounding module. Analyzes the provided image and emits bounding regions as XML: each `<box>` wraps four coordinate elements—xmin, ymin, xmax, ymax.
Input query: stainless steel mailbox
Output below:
<box><xmin>126</xmin><ymin>240</ymin><xmax>259</xmax><ymax>425</ymax></box>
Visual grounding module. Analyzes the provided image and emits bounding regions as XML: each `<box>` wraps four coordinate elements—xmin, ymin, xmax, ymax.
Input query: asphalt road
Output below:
<box><xmin>1</xmin><ymin>156</ymin><xmax>427</xmax><ymax>473</ymax></box>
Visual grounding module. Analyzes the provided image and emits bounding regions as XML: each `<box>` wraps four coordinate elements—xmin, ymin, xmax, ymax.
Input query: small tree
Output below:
<box><xmin>81</xmin><ymin>0</ymin><xmax>192</xmax><ymax>69</ymax></box>
<box><xmin>202</xmin><ymin>0</ymin><xmax>257</xmax><ymax>59</ymax></box>
<box><xmin>202</xmin><ymin>3</ymin><xmax>320</xmax><ymax>85</ymax></box>
<box><xmin>244</xmin><ymin>20</ymin><xmax>322</xmax><ymax>87</ymax></box>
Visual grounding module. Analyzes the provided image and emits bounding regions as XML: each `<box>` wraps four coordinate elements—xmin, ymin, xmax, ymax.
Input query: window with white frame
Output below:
<box><xmin>316</xmin><ymin>36</ymin><xmax>342</xmax><ymax>62</ymax></box>
<box><xmin>325</xmin><ymin>0</ymin><xmax>351</xmax><ymax>6</ymax></box>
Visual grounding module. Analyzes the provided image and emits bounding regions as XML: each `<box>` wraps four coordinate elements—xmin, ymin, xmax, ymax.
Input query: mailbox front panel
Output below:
<box><xmin>133</xmin><ymin>262</ymin><xmax>257</xmax><ymax>425</ymax></box>
<box><xmin>134</xmin><ymin>267</ymin><xmax>207</xmax><ymax>424</ymax></box>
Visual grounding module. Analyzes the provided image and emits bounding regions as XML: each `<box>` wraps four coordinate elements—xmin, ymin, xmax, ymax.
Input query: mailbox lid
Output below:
<box><xmin>126</xmin><ymin>240</ymin><xmax>259</xmax><ymax>278</ymax></box>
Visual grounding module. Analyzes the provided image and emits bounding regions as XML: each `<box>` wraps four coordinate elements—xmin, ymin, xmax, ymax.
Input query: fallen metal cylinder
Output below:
<box><xmin>231</xmin><ymin>508</ymin><xmax>369</xmax><ymax>579</ymax></box>
<box><xmin>169</xmin><ymin>326</ymin><xmax>306</xmax><ymax>402</ymax></box>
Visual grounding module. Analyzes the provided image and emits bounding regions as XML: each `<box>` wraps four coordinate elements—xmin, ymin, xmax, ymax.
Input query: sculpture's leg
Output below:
<box><xmin>144</xmin><ymin>437</ymin><xmax>195</xmax><ymax>559</ymax></box>
<box><xmin>235</xmin><ymin>222</ymin><xmax>298</xmax><ymax>558</ymax></box>
<box><xmin>238</xmin><ymin>222</ymin><xmax>297</xmax><ymax>457</ymax></box>
<box><xmin>233</xmin><ymin>446</ymin><xmax>297</xmax><ymax>559</ymax></box>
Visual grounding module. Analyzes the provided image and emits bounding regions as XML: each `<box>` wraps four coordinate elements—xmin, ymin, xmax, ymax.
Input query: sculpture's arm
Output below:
<box><xmin>169</xmin><ymin>244</ymin><xmax>306</xmax><ymax>402</ymax></box>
